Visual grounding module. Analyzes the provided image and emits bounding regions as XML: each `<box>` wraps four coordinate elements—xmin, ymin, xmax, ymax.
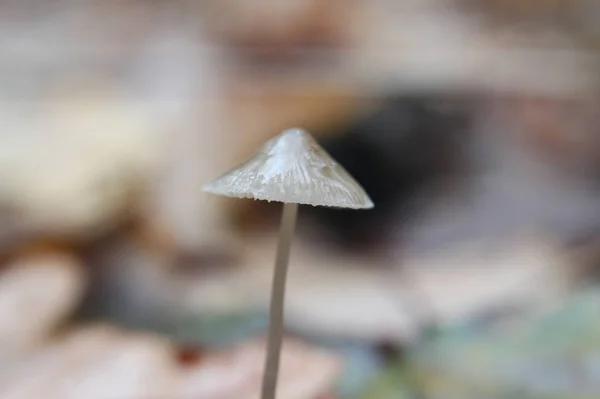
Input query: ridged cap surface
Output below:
<box><xmin>203</xmin><ymin>128</ymin><xmax>373</xmax><ymax>209</ymax></box>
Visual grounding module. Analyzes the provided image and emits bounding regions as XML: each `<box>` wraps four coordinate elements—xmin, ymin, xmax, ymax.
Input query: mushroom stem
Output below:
<box><xmin>261</xmin><ymin>202</ymin><xmax>299</xmax><ymax>399</ymax></box>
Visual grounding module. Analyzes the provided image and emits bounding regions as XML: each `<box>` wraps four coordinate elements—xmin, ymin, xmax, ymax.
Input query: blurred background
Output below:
<box><xmin>1</xmin><ymin>0</ymin><xmax>600</xmax><ymax>398</ymax></box>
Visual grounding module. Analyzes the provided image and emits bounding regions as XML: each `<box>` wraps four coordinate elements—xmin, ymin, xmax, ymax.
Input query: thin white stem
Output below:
<box><xmin>261</xmin><ymin>202</ymin><xmax>299</xmax><ymax>399</ymax></box>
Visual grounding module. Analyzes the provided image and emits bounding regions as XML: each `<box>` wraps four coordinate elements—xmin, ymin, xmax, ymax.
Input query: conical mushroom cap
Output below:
<box><xmin>203</xmin><ymin>128</ymin><xmax>373</xmax><ymax>209</ymax></box>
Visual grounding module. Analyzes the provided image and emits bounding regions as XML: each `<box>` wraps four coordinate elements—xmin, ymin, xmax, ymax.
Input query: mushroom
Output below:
<box><xmin>203</xmin><ymin>128</ymin><xmax>373</xmax><ymax>399</ymax></box>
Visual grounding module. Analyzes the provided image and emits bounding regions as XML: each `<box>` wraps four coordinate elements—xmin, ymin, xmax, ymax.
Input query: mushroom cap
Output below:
<box><xmin>203</xmin><ymin>128</ymin><xmax>374</xmax><ymax>209</ymax></box>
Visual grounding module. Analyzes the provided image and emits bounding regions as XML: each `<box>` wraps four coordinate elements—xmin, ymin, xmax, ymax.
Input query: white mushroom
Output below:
<box><xmin>203</xmin><ymin>128</ymin><xmax>372</xmax><ymax>399</ymax></box>
<box><xmin>204</xmin><ymin>128</ymin><xmax>373</xmax><ymax>209</ymax></box>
